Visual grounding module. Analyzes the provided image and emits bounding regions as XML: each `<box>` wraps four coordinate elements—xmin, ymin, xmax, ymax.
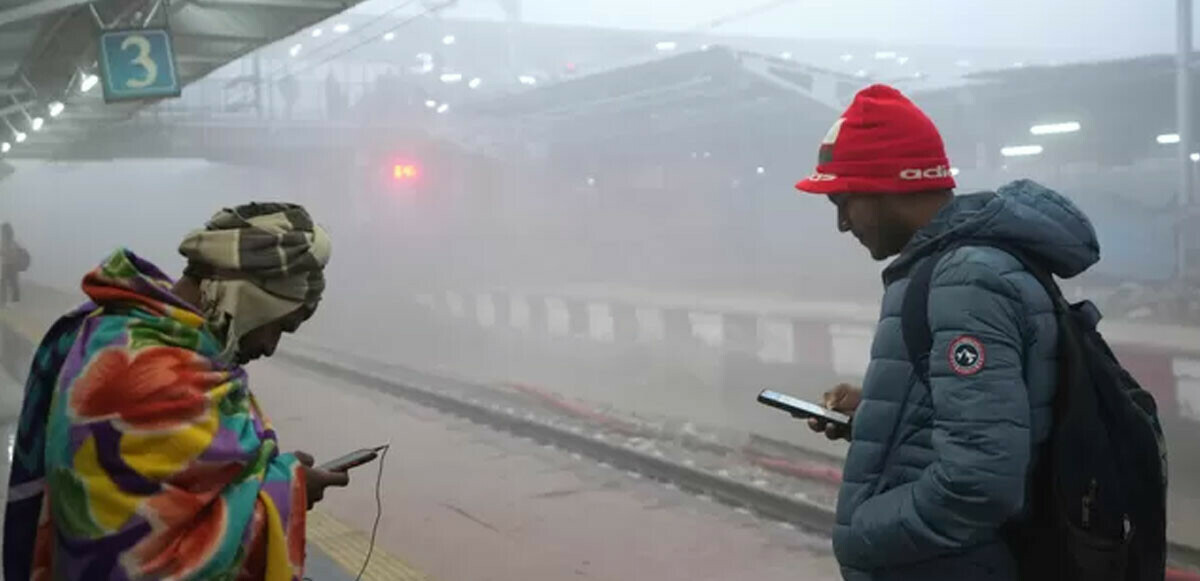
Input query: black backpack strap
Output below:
<box><xmin>902</xmin><ymin>252</ymin><xmax>942</xmax><ymax>383</ymax></box>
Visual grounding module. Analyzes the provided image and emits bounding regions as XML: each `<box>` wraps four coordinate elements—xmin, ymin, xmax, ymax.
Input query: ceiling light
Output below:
<box><xmin>311</xmin><ymin>28</ymin><xmax>323</xmax><ymax>38</ymax></box>
<box><xmin>30</xmin><ymin>117</ymin><xmax>43</xmax><ymax>131</ymax></box>
<box><xmin>442</xmin><ymin>35</ymin><xmax>456</xmax><ymax>45</ymax></box>
<box><xmin>48</xmin><ymin>102</ymin><xmax>64</xmax><ymax>117</ymax></box>
<box><xmin>333</xmin><ymin>23</ymin><xmax>349</xmax><ymax>33</ymax></box>
<box><xmin>14</xmin><ymin>131</ymin><xmax>26</xmax><ymax>143</ymax></box>
<box><xmin>1</xmin><ymin>142</ymin><xmax>9</xmax><ymax>153</ymax></box>
<box><xmin>80</xmin><ymin>73</ymin><xmax>99</xmax><ymax>93</ymax></box>
<box><xmin>1158</xmin><ymin>133</ymin><xmax>1182</xmax><ymax>144</ymax></box>
<box><xmin>1030</xmin><ymin>122</ymin><xmax>1081</xmax><ymax>135</ymax></box>
<box><xmin>1001</xmin><ymin>145</ymin><xmax>1043</xmax><ymax>157</ymax></box>
<box><xmin>289</xmin><ymin>44</ymin><xmax>302</xmax><ymax>57</ymax></box>
<box><xmin>383</xmin><ymin>32</ymin><xmax>396</xmax><ymax>42</ymax></box>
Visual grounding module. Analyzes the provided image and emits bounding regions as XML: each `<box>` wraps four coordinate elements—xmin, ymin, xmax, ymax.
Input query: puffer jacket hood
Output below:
<box><xmin>885</xmin><ymin>179</ymin><xmax>1101</xmax><ymax>282</ymax></box>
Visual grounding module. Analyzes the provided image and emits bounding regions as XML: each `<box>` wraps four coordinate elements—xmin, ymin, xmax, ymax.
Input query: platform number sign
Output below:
<box><xmin>98</xmin><ymin>29</ymin><xmax>182</xmax><ymax>102</ymax></box>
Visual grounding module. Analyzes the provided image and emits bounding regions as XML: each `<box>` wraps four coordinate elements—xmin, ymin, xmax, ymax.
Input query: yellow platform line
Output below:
<box><xmin>307</xmin><ymin>510</ymin><xmax>431</xmax><ymax>581</ymax></box>
<box><xmin>0</xmin><ymin>307</ymin><xmax>432</xmax><ymax>581</ymax></box>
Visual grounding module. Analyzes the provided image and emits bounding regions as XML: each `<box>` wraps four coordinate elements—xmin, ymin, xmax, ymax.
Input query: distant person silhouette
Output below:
<box><xmin>0</xmin><ymin>222</ymin><xmax>29</xmax><ymax>306</ymax></box>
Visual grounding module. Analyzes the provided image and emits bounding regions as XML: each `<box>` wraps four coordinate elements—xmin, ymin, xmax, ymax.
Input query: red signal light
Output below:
<box><xmin>393</xmin><ymin>163</ymin><xmax>420</xmax><ymax>181</ymax></box>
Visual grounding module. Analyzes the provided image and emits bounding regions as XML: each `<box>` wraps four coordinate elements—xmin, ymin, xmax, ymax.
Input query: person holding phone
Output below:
<box><xmin>4</xmin><ymin>203</ymin><xmax>348</xmax><ymax>581</ymax></box>
<box><xmin>791</xmin><ymin>86</ymin><xmax>1100</xmax><ymax>580</ymax></box>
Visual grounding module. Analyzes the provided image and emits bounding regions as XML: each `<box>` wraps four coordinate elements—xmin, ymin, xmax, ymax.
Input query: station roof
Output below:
<box><xmin>0</xmin><ymin>0</ymin><xmax>363</xmax><ymax>160</ymax></box>
<box><xmin>462</xmin><ymin>46</ymin><xmax>861</xmax><ymax>159</ymax></box>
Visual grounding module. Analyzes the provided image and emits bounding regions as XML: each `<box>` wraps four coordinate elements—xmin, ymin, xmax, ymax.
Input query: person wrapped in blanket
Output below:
<box><xmin>3</xmin><ymin>203</ymin><xmax>348</xmax><ymax>581</ymax></box>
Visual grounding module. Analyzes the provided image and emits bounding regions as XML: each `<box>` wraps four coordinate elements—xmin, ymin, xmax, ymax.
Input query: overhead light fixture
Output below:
<box><xmin>756</xmin><ymin>166</ymin><xmax>765</xmax><ymax>175</ymax></box>
<box><xmin>48</xmin><ymin>102</ymin><xmax>64</xmax><ymax>117</ymax></box>
<box><xmin>468</xmin><ymin>77</ymin><xmax>482</xmax><ymax>89</ymax></box>
<box><xmin>3</xmin><ymin>117</ymin><xmax>25</xmax><ymax>143</ymax></box>
<box><xmin>950</xmin><ymin>167</ymin><xmax>961</xmax><ymax>176</ymax></box>
<box><xmin>439</xmin><ymin>72</ymin><xmax>463</xmax><ymax>84</ymax></box>
<box><xmin>840</xmin><ymin>54</ymin><xmax>854</xmax><ymax>62</ymax></box>
<box><xmin>289</xmin><ymin>43</ymin><xmax>302</xmax><ymax>57</ymax></box>
<box><xmin>1158</xmin><ymin>133</ymin><xmax>1181</xmax><ymax>144</ymax></box>
<box><xmin>442</xmin><ymin>34</ymin><xmax>456</xmax><ymax>45</ymax></box>
<box><xmin>30</xmin><ymin>117</ymin><xmax>43</xmax><ymax>131</ymax></box>
<box><xmin>425</xmin><ymin>99</ymin><xmax>437</xmax><ymax>108</ymax></box>
<box><xmin>1001</xmin><ymin>145</ymin><xmax>1043</xmax><ymax>157</ymax></box>
<box><xmin>655</xmin><ymin>41</ymin><xmax>677</xmax><ymax>52</ymax></box>
<box><xmin>1</xmin><ymin>142</ymin><xmax>9</xmax><ymax>153</ymax></box>
<box><xmin>1192</xmin><ymin>152</ymin><xmax>1200</xmax><ymax>162</ymax></box>
<box><xmin>383</xmin><ymin>32</ymin><xmax>396</xmax><ymax>42</ymax></box>
<box><xmin>874</xmin><ymin>51</ymin><xmax>897</xmax><ymax>60</ymax></box>
<box><xmin>80</xmin><ymin>73</ymin><xmax>99</xmax><ymax>93</ymax></box>
<box><xmin>780</xmin><ymin>52</ymin><xmax>792</xmax><ymax>60</ymax></box>
<box><xmin>311</xmin><ymin>28</ymin><xmax>323</xmax><ymax>37</ymax></box>
<box><xmin>518</xmin><ymin>75</ymin><xmax>537</xmax><ymax>86</ymax></box>
<box><xmin>436</xmin><ymin>103</ymin><xmax>449</xmax><ymax>114</ymax></box>
<box><xmin>896</xmin><ymin>56</ymin><xmax>910</xmax><ymax>66</ymax></box>
<box><xmin>1030</xmin><ymin>122</ymin><xmax>1081</xmax><ymax>135</ymax></box>
<box><xmin>855</xmin><ymin>69</ymin><xmax>868</xmax><ymax>78</ymax></box>
<box><xmin>333</xmin><ymin>23</ymin><xmax>349</xmax><ymax>33</ymax></box>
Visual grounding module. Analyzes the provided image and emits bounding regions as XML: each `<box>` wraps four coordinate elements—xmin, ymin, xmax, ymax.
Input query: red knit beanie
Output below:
<box><xmin>795</xmin><ymin>84</ymin><xmax>956</xmax><ymax>195</ymax></box>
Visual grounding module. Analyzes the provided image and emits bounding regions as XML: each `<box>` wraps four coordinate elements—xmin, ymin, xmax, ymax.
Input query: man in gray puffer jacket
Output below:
<box><xmin>795</xmin><ymin>85</ymin><xmax>1100</xmax><ymax>580</ymax></box>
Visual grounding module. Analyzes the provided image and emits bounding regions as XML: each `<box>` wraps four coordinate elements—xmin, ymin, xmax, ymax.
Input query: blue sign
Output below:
<box><xmin>98</xmin><ymin>29</ymin><xmax>181</xmax><ymax>102</ymax></box>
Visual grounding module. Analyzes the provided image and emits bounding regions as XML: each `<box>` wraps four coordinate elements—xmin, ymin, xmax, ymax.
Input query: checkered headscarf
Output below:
<box><xmin>178</xmin><ymin>203</ymin><xmax>331</xmax><ymax>361</ymax></box>
<box><xmin>179</xmin><ymin>203</ymin><xmax>331</xmax><ymax>304</ymax></box>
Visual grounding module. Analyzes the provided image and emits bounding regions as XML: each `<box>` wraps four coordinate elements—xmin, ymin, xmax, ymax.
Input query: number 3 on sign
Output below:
<box><xmin>121</xmin><ymin>34</ymin><xmax>158</xmax><ymax>88</ymax></box>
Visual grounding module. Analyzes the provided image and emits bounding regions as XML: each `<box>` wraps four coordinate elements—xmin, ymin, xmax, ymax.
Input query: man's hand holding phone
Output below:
<box><xmin>293</xmin><ymin>451</ymin><xmax>351</xmax><ymax>510</ymax></box>
<box><xmin>807</xmin><ymin>383</ymin><xmax>862</xmax><ymax>441</ymax></box>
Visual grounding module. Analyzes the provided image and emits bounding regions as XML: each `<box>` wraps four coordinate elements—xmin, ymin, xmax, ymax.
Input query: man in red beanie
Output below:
<box><xmin>797</xmin><ymin>85</ymin><xmax>1102</xmax><ymax>580</ymax></box>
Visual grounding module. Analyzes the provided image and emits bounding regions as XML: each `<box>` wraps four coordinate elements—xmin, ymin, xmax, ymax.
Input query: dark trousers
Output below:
<box><xmin>0</xmin><ymin>267</ymin><xmax>19</xmax><ymax>306</ymax></box>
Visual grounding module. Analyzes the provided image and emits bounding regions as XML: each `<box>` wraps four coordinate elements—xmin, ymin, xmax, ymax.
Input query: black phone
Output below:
<box><xmin>318</xmin><ymin>445</ymin><xmax>388</xmax><ymax>473</ymax></box>
<box><xmin>757</xmin><ymin>389</ymin><xmax>852</xmax><ymax>427</ymax></box>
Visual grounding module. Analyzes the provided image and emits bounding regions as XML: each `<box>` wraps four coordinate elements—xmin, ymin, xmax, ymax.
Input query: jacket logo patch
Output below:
<box><xmin>949</xmin><ymin>335</ymin><xmax>986</xmax><ymax>376</ymax></box>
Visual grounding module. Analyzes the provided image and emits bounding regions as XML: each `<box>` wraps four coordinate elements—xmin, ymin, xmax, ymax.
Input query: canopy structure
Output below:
<box><xmin>0</xmin><ymin>0</ymin><xmax>363</xmax><ymax>159</ymax></box>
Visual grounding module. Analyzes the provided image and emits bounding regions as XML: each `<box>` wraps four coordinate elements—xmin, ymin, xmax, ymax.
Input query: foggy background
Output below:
<box><xmin>2</xmin><ymin>0</ymin><xmax>1199</xmax><ymax>554</ymax></box>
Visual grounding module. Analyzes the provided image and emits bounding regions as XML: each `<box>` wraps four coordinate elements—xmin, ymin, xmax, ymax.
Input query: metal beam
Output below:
<box><xmin>0</xmin><ymin>98</ymin><xmax>36</xmax><ymax>117</ymax></box>
<box><xmin>173</xmin><ymin>31</ymin><xmax>272</xmax><ymax>43</ymax></box>
<box><xmin>176</xmin><ymin>53</ymin><xmax>232</xmax><ymax>65</ymax></box>
<box><xmin>190</xmin><ymin>0</ymin><xmax>345</xmax><ymax>11</ymax></box>
<box><xmin>0</xmin><ymin>0</ymin><xmax>91</xmax><ymax>27</ymax></box>
<box><xmin>1178</xmin><ymin>0</ymin><xmax>1194</xmax><ymax>281</ymax></box>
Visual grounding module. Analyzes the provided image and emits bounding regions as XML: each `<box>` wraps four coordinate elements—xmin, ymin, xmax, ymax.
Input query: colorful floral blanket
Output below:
<box><xmin>3</xmin><ymin>250</ymin><xmax>306</xmax><ymax>580</ymax></box>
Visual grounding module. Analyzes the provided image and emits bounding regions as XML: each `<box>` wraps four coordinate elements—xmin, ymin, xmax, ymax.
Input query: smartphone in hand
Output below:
<box><xmin>757</xmin><ymin>390</ymin><xmax>851</xmax><ymax>427</ymax></box>
<box><xmin>318</xmin><ymin>445</ymin><xmax>389</xmax><ymax>473</ymax></box>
